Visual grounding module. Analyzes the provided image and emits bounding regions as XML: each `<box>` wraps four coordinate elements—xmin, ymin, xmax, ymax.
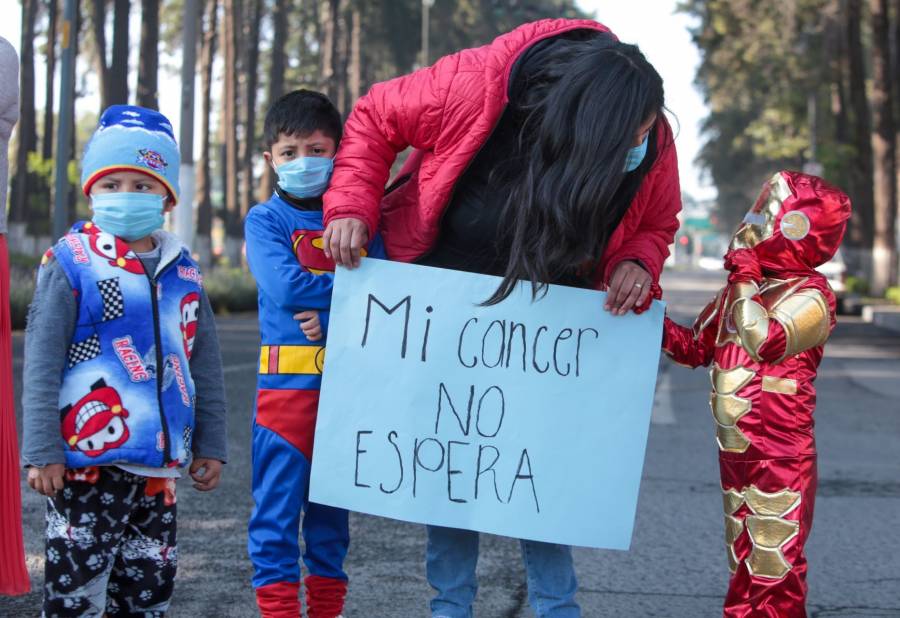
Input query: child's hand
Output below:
<box><xmin>189</xmin><ymin>458</ymin><xmax>223</xmax><ymax>491</ymax></box>
<box><xmin>724</xmin><ymin>248</ymin><xmax>762</xmax><ymax>284</ymax></box>
<box><xmin>27</xmin><ymin>464</ymin><xmax>65</xmax><ymax>497</ymax></box>
<box><xmin>294</xmin><ymin>310</ymin><xmax>323</xmax><ymax>341</ymax></box>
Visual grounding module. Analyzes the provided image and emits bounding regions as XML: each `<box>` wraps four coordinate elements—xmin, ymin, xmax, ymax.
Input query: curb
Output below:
<box><xmin>861</xmin><ymin>304</ymin><xmax>900</xmax><ymax>333</ymax></box>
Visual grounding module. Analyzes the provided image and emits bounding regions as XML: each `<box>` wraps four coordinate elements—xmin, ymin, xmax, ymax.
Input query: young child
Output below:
<box><xmin>244</xmin><ymin>90</ymin><xmax>385</xmax><ymax>618</ymax></box>
<box><xmin>21</xmin><ymin>105</ymin><xmax>228</xmax><ymax>617</ymax></box>
<box><xmin>662</xmin><ymin>171</ymin><xmax>851</xmax><ymax>617</ymax></box>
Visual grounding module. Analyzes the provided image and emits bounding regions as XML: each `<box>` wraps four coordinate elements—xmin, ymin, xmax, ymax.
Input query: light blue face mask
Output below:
<box><xmin>624</xmin><ymin>134</ymin><xmax>649</xmax><ymax>173</ymax></box>
<box><xmin>275</xmin><ymin>156</ymin><xmax>334</xmax><ymax>198</ymax></box>
<box><xmin>91</xmin><ymin>192</ymin><xmax>166</xmax><ymax>241</ymax></box>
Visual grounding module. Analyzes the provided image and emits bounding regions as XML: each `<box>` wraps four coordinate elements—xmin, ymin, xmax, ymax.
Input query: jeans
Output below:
<box><xmin>426</xmin><ymin>525</ymin><xmax>580</xmax><ymax>618</ymax></box>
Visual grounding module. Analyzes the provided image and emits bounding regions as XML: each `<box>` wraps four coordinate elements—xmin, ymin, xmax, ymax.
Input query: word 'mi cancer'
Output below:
<box><xmin>361</xmin><ymin>293</ymin><xmax>599</xmax><ymax>377</ymax></box>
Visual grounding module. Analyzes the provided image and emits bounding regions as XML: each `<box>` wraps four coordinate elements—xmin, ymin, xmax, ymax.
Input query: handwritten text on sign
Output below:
<box><xmin>309</xmin><ymin>259</ymin><xmax>664</xmax><ymax>549</ymax></box>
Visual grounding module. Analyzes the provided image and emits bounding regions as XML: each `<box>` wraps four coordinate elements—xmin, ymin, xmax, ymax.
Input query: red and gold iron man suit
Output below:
<box><xmin>662</xmin><ymin>171</ymin><xmax>851</xmax><ymax>617</ymax></box>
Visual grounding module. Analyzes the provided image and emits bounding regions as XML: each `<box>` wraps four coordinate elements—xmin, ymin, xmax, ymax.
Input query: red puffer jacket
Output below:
<box><xmin>323</xmin><ymin>18</ymin><xmax>682</xmax><ymax>294</ymax></box>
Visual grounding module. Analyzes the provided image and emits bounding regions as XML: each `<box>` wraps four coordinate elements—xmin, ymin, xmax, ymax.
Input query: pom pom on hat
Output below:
<box><xmin>81</xmin><ymin>105</ymin><xmax>180</xmax><ymax>204</ymax></box>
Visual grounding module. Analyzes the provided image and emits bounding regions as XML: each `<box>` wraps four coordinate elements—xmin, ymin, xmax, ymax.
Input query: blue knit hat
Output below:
<box><xmin>81</xmin><ymin>105</ymin><xmax>181</xmax><ymax>204</ymax></box>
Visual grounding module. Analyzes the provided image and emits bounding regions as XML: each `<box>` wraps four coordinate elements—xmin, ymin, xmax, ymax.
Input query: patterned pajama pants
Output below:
<box><xmin>42</xmin><ymin>466</ymin><xmax>177</xmax><ymax>618</ymax></box>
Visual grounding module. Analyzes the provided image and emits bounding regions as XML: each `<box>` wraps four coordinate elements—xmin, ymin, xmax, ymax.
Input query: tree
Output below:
<box><xmin>257</xmin><ymin>0</ymin><xmax>289</xmax><ymax>202</ymax></box>
<box><xmin>348</xmin><ymin>2</ymin><xmax>361</xmax><ymax>104</ymax></box>
<box><xmin>320</xmin><ymin>0</ymin><xmax>341</xmax><ymax>102</ymax></box>
<box><xmin>240</xmin><ymin>0</ymin><xmax>263</xmax><ymax>219</ymax></box>
<box><xmin>137</xmin><ymin>0</ymin><xmax>160</xmax><ymax>109</ymax></box>
<box><xmin>222</xmin><ymin>0</ymin><xmax>242</xmax><ymax>263</ymax></box>
<box><xmin>196</xmin><ymin>0</ymin><xmax>218</xmax><ymax>267</ymax></box>
<box><xmin>870</xmin><ymin>0</ymin><xmax>897</xmax><ymax>292</ymax></box>
<box><xmin>845</xmin><ymin>0</ymin><xmax>875</xmax><ymax>263</ymax></box>
<box><xmin>109</xmin><ymin>0</ymin><xmax>129</xmax><ymax>104</ymax></box>
<box><xmin>681</xmin><ymin>1</ymin><xmax>825</xmax><ymax>229</ymax></box>
<box><xmin>9</xmin><ymin>0</ymin><xmax>39</xmax><ymax>239</ymax></box>
<box><xmin>64</xmin><ymin>0</ymin><xmax>82</xmax><ymax>224</ymax></box>
<box><xmin>90</xmin><ymin>0</ymin><xmax>130</xmax><ymax>111</ymax></box>
<box><xmin>42</xmin><ymin>0</ymin><xmax>58</xmax><ymax>161</ymax></box>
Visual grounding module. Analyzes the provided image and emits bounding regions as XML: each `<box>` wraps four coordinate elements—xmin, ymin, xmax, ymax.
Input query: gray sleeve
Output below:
<box><xmin>21</xmin><ymin>259</ymin><xmax>75</xmax><ymax>467</ymax></box>
<box><xmin>188</xmin><ymin>288</ymin><xmax>228</xmax><ymax>462</ymax></box>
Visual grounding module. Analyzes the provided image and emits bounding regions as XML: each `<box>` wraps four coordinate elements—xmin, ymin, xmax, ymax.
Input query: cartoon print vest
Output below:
<box><xmin>47</xmin><ymin>221</ymin><xmax>202</xmax><ymax>469</ymax></box>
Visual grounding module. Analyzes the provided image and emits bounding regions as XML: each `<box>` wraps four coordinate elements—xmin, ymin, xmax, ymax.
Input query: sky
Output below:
<box><xmin>0</xmin><ymin>0</ymin><xmax>715</xmax><ymax>201</ymax></box>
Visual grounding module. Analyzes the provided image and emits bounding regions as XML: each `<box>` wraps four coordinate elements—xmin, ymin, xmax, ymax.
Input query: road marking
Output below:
<box><xmin>651</xmin><ymin>370</ymin><xmax>677</xmax><ymax>425</ymax></box>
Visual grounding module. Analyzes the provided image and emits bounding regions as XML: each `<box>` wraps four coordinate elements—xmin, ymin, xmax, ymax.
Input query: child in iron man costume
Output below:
<box><xmin>662</xmin><ymin>171</ymin><xmax>851</xmax><ymax>618</ymax></box>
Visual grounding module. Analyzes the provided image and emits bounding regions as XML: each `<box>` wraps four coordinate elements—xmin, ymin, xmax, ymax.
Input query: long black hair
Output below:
<box><xmin>485</xmin><ymin>32</ymin><xmax>666</xmax><ymax>305</ymax></box>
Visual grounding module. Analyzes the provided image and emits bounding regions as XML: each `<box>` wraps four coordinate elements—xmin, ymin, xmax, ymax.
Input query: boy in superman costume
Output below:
<box><xmin>662</xmin><ymin>171</ymin><xmax>851</xmax><ymax>617</ymax></box>
<box><xmin>244</xmin><ymin>90</ymin><xmax>386</xmax><ymax>618</ymax></box>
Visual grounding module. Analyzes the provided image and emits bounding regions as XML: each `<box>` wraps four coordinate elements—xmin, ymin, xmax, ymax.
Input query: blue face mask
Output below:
<box><xmin>623</xmin><ymin>134</ymin><xmax>649</xmax><ymax>173</ymax></box>
<box><xmin>275</xmin><ymin>157</ymin><xmax>334</xmax><ymax>198</ymax></box>
<box><xmin>91</xmin><ymin>192</ymin><xmax>166</xmax><ymax>241</ymax></box>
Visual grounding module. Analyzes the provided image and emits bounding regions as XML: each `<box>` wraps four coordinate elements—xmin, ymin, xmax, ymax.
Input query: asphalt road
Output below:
<box><xmin>4</xmin><ymin>268</ymin><xmax>899</xmax><ymax>617</ymax></box>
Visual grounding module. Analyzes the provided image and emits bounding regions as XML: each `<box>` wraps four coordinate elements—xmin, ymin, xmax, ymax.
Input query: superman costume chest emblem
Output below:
<box><xmin>291</xmin><ymin>230</ymin><xmax>368</xmax><ymax>275</ymax></box>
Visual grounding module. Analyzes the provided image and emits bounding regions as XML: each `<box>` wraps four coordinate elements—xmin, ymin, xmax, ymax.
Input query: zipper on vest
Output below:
<box><xmin>148</xmin><ymin>277</ymin><xmax>172</xmax><ymax>465</ymax></box>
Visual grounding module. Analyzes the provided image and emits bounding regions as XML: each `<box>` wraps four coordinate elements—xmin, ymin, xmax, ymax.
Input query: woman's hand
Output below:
<box><xmin>323</xmin><ymin>217</ymin><xmax>369</xmax><ymax>268</ymax></box>
<box><xmin>605</xmin><ymin>260</ymin><xmax>652</xmax><ymax>316</ymax></box>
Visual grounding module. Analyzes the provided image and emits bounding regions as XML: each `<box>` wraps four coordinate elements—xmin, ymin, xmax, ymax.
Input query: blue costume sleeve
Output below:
<box><xmin>245</xmin><ymin>207</ymin><xmax>334</xmax><ymax>311</ymax></box>
<box><xmin>366</xmin><ymin>233</ymin><xmax>388</xmax><ymax>260</ymax></box>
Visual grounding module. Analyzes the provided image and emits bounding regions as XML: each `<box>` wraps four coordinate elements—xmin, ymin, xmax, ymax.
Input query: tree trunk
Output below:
<box><xmin>268</xmin><ymin>0</ymin><xmax>288</xmax><ymax>105</ymax></box>
<box><xmin>137</xmin><ymin>0</ymin><xmax>160</xmax><ymax>109</ymax></box>
<box><xmin>65</xmin><ymin>0</ymin><xmax>82</xmax><ymax>223</ymax></box>
<box><xmin>258</xmin><ymin>0</ymin><xmax>288</xmax><ymax>202</ymax></box>
<box><xmin>90</xmin><ymin>0</ymin><xmax>109</xmax><ymax>110</ymax></box>
<box><xmin>42</xmin><ymin>0</ymin><xmax>58</xmax><ymax>161</ymax></box>
<box><xmin>348</xmin><ymin>3</ymin><xmax>361</xmax><ymax>107</ymax></box>
<box><xmin>108</xmin><ymin>0</ymin><xmax>130</xmax><ymax>106</ymax></box>
<box><xmin>336</xmin><ymin>1</ymin><xmax>350</xmax><ymax>114</ymax></box>
<box><xmin>222</xmin><ymin>0</ymin><xmax>242</xmax><ymax>263</ymax></box>
<box><xmin>196</xmin><ymin>0</ymin><xmax>218</xmax><ymax>268</ymax></box>
<box><xmin>320</xmin><ymin>0</ymin><xmax>340</xmax><ymax>100</ymax></box>
<box><xmin>871</xmin><ymin>0</ymin><xmax>898</xmax><ymax>292</ymax></box>
<box><xmin>826</xmin><ymin>0</ymin><xmax>849</xmax><ymax>146</ymax></box>
<box><xmin>10</xmin><ymin>0</ymin><xmax>39</xmax><ymax>237</ymax></box>
<box><xmin>846</xmin><ymin>0</ymin><xmax>875</xmax><ymax>273</ymax></box>
<box><xmin>895</xmin><ymin>0</ymin><xmax>900</xmax><ymax>124</ymax></box>
<box><xmin>240</xmin><ymin>0</ymin><xmax>262</xmax><ymax>218</ymax></box>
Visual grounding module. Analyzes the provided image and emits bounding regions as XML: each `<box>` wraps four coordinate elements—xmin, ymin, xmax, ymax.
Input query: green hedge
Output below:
<box><xmin>886</xmin><ymin>286</ymin><xmax>900</xmax><ymax>305</ymax></box>
<box><xmin>204</xmin><ymin>268</ymin><xmax>258</xmax><ymax>314</ymax></box>
<box><xmin>9</xmin><ymin>269</ymin><xmax>36</xmax><ymax>331</ymax></box>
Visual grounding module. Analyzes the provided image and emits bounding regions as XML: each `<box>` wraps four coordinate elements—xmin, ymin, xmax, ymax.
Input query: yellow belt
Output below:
<box><xmin>259</xmin><ymin>345</ymin><xmax>325</xmax><ymax>375</ymax></box>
